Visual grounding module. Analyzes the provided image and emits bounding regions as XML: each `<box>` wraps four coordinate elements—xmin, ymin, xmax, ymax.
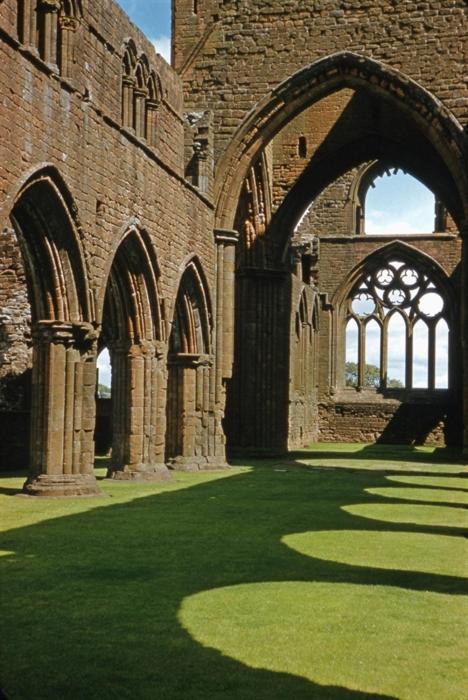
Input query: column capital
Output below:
<box><xmin>214</xmin><ymin>228</ymin><xmax>240</xmax><ymax>246</ymax></box>
<box><xmin>32</xmin><ymin>320</ymin><xmax>98</xmax><ymax>348</ymax></box>
<box><xmin>146</xmin><ymin>100</ymin><xmax>160</xmax><ymax>111</ymax></box>
<box><xmin>38</xmin><ymin>0</ymin><xmax>61</xmax><ymax>12</ymax></box>
<box><xmin>59</xmin><ymin>16</ymin><xmax>79</xmax><ymax>31</ymax></box>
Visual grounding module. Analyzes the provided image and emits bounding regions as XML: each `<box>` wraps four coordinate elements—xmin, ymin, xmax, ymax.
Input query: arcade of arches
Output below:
<box><xmin>0</xmin><ymin>1</ymin><xmax>467</xmax><ymax>495</ymax></box>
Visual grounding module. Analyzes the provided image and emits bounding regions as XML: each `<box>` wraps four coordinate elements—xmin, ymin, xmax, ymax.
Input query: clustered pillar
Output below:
<box><xmin>24</xmin><ymin>320</ymin><xmax>101</xmax><ymax>496</ymax></box>
<box><xmin>109</xmin><ymin>340</ymin><xmax>170</xmax><ymax>480</ymax></box>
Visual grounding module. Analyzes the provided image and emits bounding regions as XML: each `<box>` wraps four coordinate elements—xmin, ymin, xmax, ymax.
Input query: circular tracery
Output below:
<box><xmin>346</xmin><ymin>257</ymin><xmax>449</xmax><ymax>390</ymax></box>
<box><xmin>349</xmin><ymin>259</ymin><xmax>444</xmax><ymax>320</ymax></box>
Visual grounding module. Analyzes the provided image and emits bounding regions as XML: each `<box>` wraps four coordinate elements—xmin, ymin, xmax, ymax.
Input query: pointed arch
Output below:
<box><xmin>146</xmin><ymin>70</ymin><xmax>162</xmax><ymax>145</ymax></box>
<box><xmin>122</xmin><ymin>40</ymin><xmax>137</xmax><ymax>128</ymax></box>
<box><xmin>122</xmin><ymin>39</ymin><xmax>137</xmax><ymax>76</ymax></box>
<box><xmin>147</xmin><ymin>70</ymin><xmax>162</xmax><ymax>103</ymax></box>
<box><xmin>333</xmin><ymin>240</ymin><xmax>457</xmax><ymax>318</ymax></box>
<box><xmin>169</xmin><ymin>258</ymin><xmax>212</xmax><ymax>357</ymax></box>
<box><xmin>215</xmin><ymin>52</ymin><xmax>468</xmax><ymax>233</ymax></box>
<box><xmin>102</xmin><ymin>226</ymin><xmax>164</xmax><ymax>345</ymax></box>
<box><xmin>9</xmin><ymin>166</ymin><xmax>91</xmax><ymax>323</ymax></box>
<box><xmin>337</xmin><ymin>241</ymin><xmax>457</xmax><ymax>392</ymax></box>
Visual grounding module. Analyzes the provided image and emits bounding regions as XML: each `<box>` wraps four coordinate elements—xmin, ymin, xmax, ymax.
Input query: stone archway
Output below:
<box><xmin>219</xmin><ymin>53</ymin><xmax>468</xmax><ymax>456</ymax></box>
<box><xmin>9</xmin><ymin>167</ymin><xmax>99</xmax><ymax>496</ymax></box>
<box><xmin>215</xmin><ymin>52</ymin><xmax>468</xmax><ymax>233</ymax></box>
<box><xmin>101</xmin><ymin>226</ymin><xmax>170</xmax><ymax>481</ymax></box>
<box><xmin>165</xmin><ymin>258</ymin><xmax>226</xmax><ymax>470</ymax></box>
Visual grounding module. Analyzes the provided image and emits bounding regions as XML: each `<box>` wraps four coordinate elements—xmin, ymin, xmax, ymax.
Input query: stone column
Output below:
<box><xmin>461</xmin><ymin>227</ymin><xmax>468</xmax><ymax>454</ymax></box>
<box><xmin>214</xmin><ymin>229</ymin><xmax>239</xmax><ymax>383</ymax></box>
<box><xmin>166</xmin><ymin>353</ymin><xmax>224</xmax><ymax>470</ymax></box>
<box><xmin>38</xmin><ymin>0</ymin><xmax>60</xmax><ymax>67</ymax></box>
<box><xmin>133</xmin><ymin>88</ymin><xmax>147</xmax><ymax>138</ymax></box>
<box><xmin>109</xmin><ymin>340</ymin><xmax>170</xmax><ymax>480</ymax></box>
<box><xmin>24</xmin><ymin>320</ymin><xmax>101</xmax><ymax>496</ymax></box>
<box><xmin>19</xmin><ymin>0</ymin><xmax>37</xmax><ymax>48</ymax></box>
<box><xmin>122</xmin><ymin>77</ymin><xmax>135</xmax><ymax>129</ymax></box>
<box><xmin>58</xmin><ymin>16</ymin><xmax>78</xmax><ymax>78</ymax></box>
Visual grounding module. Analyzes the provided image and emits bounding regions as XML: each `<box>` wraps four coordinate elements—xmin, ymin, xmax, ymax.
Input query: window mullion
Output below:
<box><xmin>428</xmin><ymin>321</ymin><xmax>436</xmax><ymax>390</ymax></box>
<box><xmin>381</xmin><ymin>318</ymin><xmax>388</xmax><ymax>388</ymax></box>
<box><xmin>358</xmin><ymin>321</ymin><xmax>366</xmax><ymax>389</ymax></box>
<box><xmin>406</xmin><ymin>319</ymin><xmax>413</xmax><ymax>389</ymax></box>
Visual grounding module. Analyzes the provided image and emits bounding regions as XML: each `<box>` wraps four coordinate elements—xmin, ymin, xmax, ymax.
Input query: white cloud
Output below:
<box><xmin>152</xmin><ymin>35</ymin><xmax>171</xmax><ymax>64</ymax></box>
<box><xmin>366</xmin><ymin>218</ymin><xmax>422</xmax><ymax>236</ymax></box>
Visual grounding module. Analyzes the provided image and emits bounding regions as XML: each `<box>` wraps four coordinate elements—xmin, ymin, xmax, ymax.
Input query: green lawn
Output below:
<box><xmin>1</xmin><ymin>444</ymin><xmax>467</xmax><ymax>699</ymax></box>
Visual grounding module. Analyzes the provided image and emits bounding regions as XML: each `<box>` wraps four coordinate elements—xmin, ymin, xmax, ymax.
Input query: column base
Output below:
<box><xmin>107</xmin><ymin>463</ymin><xmax>172</xmax><ymax>481</ymax></box>
<box><xmin>167</xmin><ymin>455</ymin><xmax>230</xmax><ymax>472</ymax></box>
<box><xmin>23</xmin><ymin>473</ymin><xmax>103</xmax><ymax>497</ymax></box>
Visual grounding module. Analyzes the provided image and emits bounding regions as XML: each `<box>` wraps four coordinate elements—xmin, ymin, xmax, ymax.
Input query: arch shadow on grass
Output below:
<box><xmin>0</xmin><ymin>450</ymin><xmax>467</xmax><ymax>698</ymax></box>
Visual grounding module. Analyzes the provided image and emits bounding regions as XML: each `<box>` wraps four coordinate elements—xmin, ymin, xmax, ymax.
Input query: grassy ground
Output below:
<box><xmin>0</xmin><ymin>444</ymin><xmax>467</xmax><ymax>699</ymax></box>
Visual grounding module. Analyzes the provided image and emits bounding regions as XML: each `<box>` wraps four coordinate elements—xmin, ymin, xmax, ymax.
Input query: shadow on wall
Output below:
<box><xmin>375</xmin><ymin>400</ymin><xmax>462</xmax><ymax>447</ymax></box>
<box><xmin>0</xmin><ymin>370</ymin><xmax>31</xmax><ymax>470</ymax></box>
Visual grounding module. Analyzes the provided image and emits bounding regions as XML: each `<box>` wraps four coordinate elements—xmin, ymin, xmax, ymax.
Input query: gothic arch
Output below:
<box><xmin>215</xmin><ymin>52</ymin><xmax>468</xmax><ymax>233</ymax></box>
<box><xmin>333</xmin><ymin>241</ymin><xmax>458</xmax><ymax>392</ymax></box>
<box><xmin>166</xmin><ymin>258</ymin><xmax>214</xmax><ymax>468</ymax></box>
<box><xmin>101</xmin><ymin>226</ymin><xmax>169</xmax><ymax>480</ymax></box>
<box><xmin>168</xmin><ymin>258</ymin><xmax>212</xmax><ymax>357</ymax></box>
<box><xmin>7</xmin><ymin>166</ymin><xmax>98</xmax><ymax>496</ymax></box>
<box><xmin>102</xmin><ymin>226</ymin><xmax>164</xmax><ymax>345</ymax></box>
<box><xmin>10</xmin><ymin>166</ymin><xmax>91</xmax><ymax>323</ymax></box>
<box><xmin>332</xmin><ymin>241</ymin><xmax>457</xmax><ymax>314</ymax></box>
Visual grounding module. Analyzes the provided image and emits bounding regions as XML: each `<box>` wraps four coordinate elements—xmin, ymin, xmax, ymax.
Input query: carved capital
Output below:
<box><xmin>32</xmin><ymin>321</ymin><xmax>98</xmax><ymax>349</ymax></box>
<box><xmin>214</xmin><ymin>228</ymin><xmax>240</xmax><ymax>246</ymax></box>
<box><xmin>290</xmin><ymin>236</ymin><xmax>320</xmax><ymax>263</ymax></box>
<box><xmin>59</xmin><ymin>16</ymin><xmax>79</xmax><ymax>31</ymax></box>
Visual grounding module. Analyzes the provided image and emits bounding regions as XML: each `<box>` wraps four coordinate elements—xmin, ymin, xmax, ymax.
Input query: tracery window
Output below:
<box><xmin>344</xmin><ymin>256</ymin><xmax>450</xmax><ymax>391</ymax></box>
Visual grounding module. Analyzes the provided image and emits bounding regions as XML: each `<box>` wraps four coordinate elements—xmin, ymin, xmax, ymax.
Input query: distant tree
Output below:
<box><xmin>345</xmin><ymin>362</ymin><xmax>402</xmax><ymax>388</ymax></box>
<box><xmin>97</xmin><ymin>383</ymin><xmax>111</xmax><ymax>398</ymax></box>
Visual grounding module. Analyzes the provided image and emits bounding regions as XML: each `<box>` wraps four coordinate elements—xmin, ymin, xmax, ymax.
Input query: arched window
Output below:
<box><xmin>354</xmin><ymin>164</ymin><xmax>440</xmax><ymax>236</ymax></box>
<box><xmin>344</xmin><ymin>254</ymin><xmax>451</xmax><ymax>391</ymax></box>
<box><xmin>146</xmin><ymin>71</ymin><xmax>161</xmax><ymax>146</ymax></box>
<box><xmin>133</xmin><ymin>57</ymin><xmax>149</xmax><ymax>138</ymax></box>
<box><xmin>122</xmin><ymin>41</ymin><xmax>137</xmax><ymax>129</ymax></box>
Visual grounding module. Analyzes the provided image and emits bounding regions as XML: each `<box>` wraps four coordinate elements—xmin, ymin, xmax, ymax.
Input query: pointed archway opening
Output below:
<box><xmin>221</xmin><ymin>55</ymin><xmax>466</xmax><ymax>455</ymax></box>
<box><xmin>101</xmin><ymin>227</ymin><xmax>170</xmax><ymax>481</ymax></box>
<box><xmin>165</xmin><ymin>259</ymin><xmax>224</xmax><ymax>470</ymax></box>
<box><xmin>7</xmin><ymin>168</ymin><xmax>99</xmax><ymax>496</ymax></box>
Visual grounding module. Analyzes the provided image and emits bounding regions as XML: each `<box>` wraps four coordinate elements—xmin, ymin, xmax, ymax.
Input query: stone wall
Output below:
<box><xmin>0</xmin><ymin>0</ymin><xmax>220</xmax><ymax>480</ymax></box>
<box><xmin>174</xmin><ymin>0</ymin><xmax>468</xmax><ymax>160</ymax></box>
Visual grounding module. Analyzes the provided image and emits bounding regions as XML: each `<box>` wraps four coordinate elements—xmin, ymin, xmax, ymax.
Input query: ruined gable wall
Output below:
<box><xmin>174</xmin><ymin>0</ymin><xmax>467</xmax><ymax>161</ymax></box>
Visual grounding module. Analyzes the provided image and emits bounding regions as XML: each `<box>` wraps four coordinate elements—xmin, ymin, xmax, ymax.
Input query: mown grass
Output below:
<box><xmin>0</xmin><ymin>444</ymin><xmax>467</xmax><ymax>699</ymax></box>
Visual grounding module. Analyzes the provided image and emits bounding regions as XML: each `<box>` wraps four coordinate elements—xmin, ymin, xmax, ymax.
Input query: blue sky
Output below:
<box><xmin>116</xmin><ymin>0</ymin><xmax>172</xmax><ymax>61</ymax></box>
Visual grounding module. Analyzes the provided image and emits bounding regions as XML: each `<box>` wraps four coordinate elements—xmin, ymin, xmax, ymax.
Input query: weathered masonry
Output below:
<box><xmin>0</xmin><ymin>0</ymin><xmax>467</xmax><ymax>494</ymax></box>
